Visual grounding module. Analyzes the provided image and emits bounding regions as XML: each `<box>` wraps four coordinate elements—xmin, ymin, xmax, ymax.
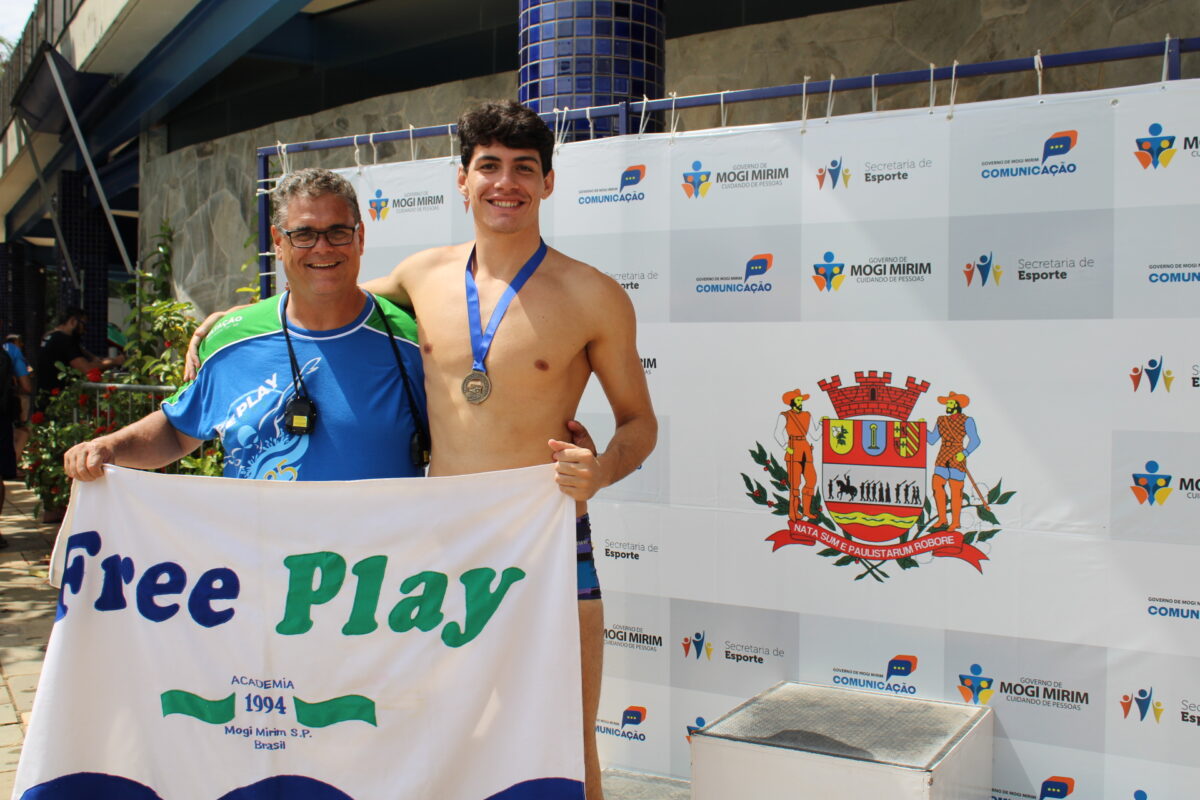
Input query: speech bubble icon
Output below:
<box><xmin>621</xmin><ymin>165</ymin><xmax>646</xmax><ymax>188</ymax></box>
<box><xmin>745</xmin><ymin>253</ymin><xmax>774</xmax><ymax>281</ymax></box>
<box><xmin>622</xmin><ymin>706</ymin><xmax>647</xmax><ymax>728</ymax></box>
<box><xmin>886</xmin><ymin>655</ymin><xmax>918</xmax><ymax>679</ymax></box>
<box><xmin>1041</xmin><ymin>130</ymin><xmax>1078</xmax><ymax>163</ymax></box>
<box><xmin>1039</xmin><ymin>776</ymin><xmax>1075</xmax><ymax>799</ymax></box>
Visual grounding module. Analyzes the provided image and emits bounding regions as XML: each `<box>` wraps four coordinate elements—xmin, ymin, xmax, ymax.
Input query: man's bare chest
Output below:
<box><xmin>413</xmin><ymin>282</ymin><xmax>589</xmax><ymax>382</ymax></box>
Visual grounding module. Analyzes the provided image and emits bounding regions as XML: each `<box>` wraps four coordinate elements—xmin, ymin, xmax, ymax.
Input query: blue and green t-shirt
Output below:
<box><xmin>163</xmin><ymin>292</ymin><xmax>425</xmax><ymax>480</ymax></box>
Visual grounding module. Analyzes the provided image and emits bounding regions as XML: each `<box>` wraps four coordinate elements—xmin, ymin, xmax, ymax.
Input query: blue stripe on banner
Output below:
<box><xmin>216</xmin><ymin>775</ymin><xmax>355</xmax><ymax>799</ymax></box>
<box><xmin>485</xmin><ymin>777</ymin><xmax>586</xmax><ymax>799</ymax></box>
<box><xmin>20</xmin><ymin>773</ymin><xmax>360</xmax><ymax>800</ymax></box>
<box><xmin>20</xmin><ymin>772</ymin><xmax>164</xmax><ymax>800</ymax></box>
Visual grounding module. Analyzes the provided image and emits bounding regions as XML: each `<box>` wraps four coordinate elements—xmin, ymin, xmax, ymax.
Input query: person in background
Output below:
<box><xmin>5</xmin><ymin>333</ymin><xmax>34</xmax><ymax>465</ymax></box>
<box><xmin>36</xmin><ymin>307</ymin><xmax>125</xmax><ymax>407</ymax></box>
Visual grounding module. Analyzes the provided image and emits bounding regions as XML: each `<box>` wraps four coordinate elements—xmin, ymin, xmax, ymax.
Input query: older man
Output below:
<box><xmin>64</xmin><ymin>167</ymin><xmax>425</xmax><ymax>482</ymax></box>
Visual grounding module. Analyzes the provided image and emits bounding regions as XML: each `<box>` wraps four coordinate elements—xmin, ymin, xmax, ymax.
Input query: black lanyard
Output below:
<box><xmin>280</xmin><ymin>293</ymin><xmax>430</xmax><ymax>469</ymax></box>
<box><xmin>372</xmin><ymin>296</ymin><xmax>431</xmax><ymax>469</ymax></box>
<box><xmin>280</xmin><ymin>294</ymin><xmax>316</xmax><ymax>436</ymax></box>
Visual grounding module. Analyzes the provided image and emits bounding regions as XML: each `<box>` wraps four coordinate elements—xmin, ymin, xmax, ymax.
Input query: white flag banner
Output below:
<box><xmin>14</xmin><ymin>465</ymin><xmax>584</xmax><ymax>800</ymax></box>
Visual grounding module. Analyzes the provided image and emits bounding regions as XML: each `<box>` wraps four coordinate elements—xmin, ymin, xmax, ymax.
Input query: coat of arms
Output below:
<box><xmin>742</xmin><ymin>371</ymin><xmax>1016</xmax><ymax>581</ymax></box>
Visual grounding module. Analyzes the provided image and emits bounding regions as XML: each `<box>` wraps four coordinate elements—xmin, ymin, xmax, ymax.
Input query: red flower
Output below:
<box><xmin>50</xmin><ymin>388</ymin><xmax>60</xmax><ymax>396</ymax></box>
<box><xmin>30</xmin><ymin>412</ymin><xmax>45</xmax><ymax>424</ymax></box>
<box><xmin>50</xmin><ymin>486</ymin><xmax>60</xmax><ymax>495</ymax></box>
<box><xmin>94</xmin><ymin>426</ymin><xmax>107</xmax><ymax>435</ymax></box>
<box><xmin>86</xmin><ymin>368</ymin><xmax>103</xmax><ymax>382</ymax></box>
<box><xmin>78</xmin><ymin>393</ymin><xmax>89</xmax><ymax>407</ymax></box>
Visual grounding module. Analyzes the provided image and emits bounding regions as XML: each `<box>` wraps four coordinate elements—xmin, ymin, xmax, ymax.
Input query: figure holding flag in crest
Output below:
<box><xmin>927</xmin><ymin>391</ymin><xmax>980</xmax><ymax>531</ymax></box>
<box><xmin>776</xmin><ymin>389</ymin><xmax>818</xmax><ymax>522</ymax></box>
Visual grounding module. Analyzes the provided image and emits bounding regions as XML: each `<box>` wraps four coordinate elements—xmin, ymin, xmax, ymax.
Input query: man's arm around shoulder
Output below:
<box><xmin>65</xmin><ymin>411</ymin><xmax>203</xmax><ymax>481</ymax></box>
<box><xmin>361</xmin><ymin>249</ymin><xmax>431</xmax><ymax>308</ymax></box>
<box><xmin>361</xmin><ymin>245</ymin><xmax>466</xmax><ymax>307</ymax></box>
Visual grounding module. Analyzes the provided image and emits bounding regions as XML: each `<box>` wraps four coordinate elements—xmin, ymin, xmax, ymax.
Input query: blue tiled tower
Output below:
<box><xmin>518</xmin><ymin>0</ymin><xmax>665</xmax><ymax>138</ymax></box>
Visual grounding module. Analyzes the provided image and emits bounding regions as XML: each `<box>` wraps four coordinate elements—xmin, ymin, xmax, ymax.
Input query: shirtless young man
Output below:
<box><xmin>188</xmin><ymin>101</ymin><xmax>656</xmax><ymax>797</ymax></box>
<box><xmin>374</xmin><ymin>100</ymin><xmax>656</xmax><ymax>799</ymax></box>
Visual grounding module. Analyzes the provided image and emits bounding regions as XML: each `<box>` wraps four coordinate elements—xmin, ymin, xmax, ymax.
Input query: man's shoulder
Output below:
<box><xmin>366</xmin><ymin>294</ymin><xmax>418</xmax><ymax>343</ymax></box>
<box><xmin>544</xmin><ymin>247</ymin><xmax>632</xmax><ymax>309</ymax></box>
<box><xmin>398</xmin><ymin>243</ymin><xmax>469</xmax><ymax>275</ymax></box>
<box><xmin>200</xmin><ymin>298</ymin><xmax>282</xmax><ymax>358</ymax></box>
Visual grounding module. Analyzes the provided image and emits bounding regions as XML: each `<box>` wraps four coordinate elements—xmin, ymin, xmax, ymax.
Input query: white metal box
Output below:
<box><xmin>690</xmin><ymin>682</ymin><xmax>993</xmax><ymax>800</ymax></box>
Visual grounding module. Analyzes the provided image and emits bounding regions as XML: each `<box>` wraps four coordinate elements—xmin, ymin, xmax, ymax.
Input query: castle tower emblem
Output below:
<box><xmin>818</xmin><ymin>372</ymin><xmax>930</xmax><ymax>543</ymax></box>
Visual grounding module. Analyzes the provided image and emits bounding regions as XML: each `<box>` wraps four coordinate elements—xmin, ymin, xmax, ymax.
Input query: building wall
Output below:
<box><xmin>140</xmin><ymin>0</ymin><xmax>1199</xmax><ymax>314</ymax></box>
<box><xmin>139</xmin><ymin>71</ymin><xmax>517</xmax><ymax>314</ymax></box>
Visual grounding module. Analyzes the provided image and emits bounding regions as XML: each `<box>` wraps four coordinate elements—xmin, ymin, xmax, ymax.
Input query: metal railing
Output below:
<box><xmin>254</xmin><ymin>35</ymin><xmax>1200</xmax><ymax>298</ymax></box>
<box><xmin>76</xmin><ymin>380</ymin><xmax>175</xmax><ymax>425</ymax></box>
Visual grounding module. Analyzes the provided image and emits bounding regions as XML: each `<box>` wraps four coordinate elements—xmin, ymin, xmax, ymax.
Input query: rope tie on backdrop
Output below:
<box><xmin>1034</xmin><ymin>50</ymin><xmax>1044</xmax><ymax>95</ymax></box>
<box><xmin>825</xmin><ymin>74</ymin><xmax>836</xmax><ymax>123</ymax></box>
<box><xmin>947</xmin><ymin>60</ymin><xmax>959</xmax><ymax>119</ymax></box>
<box><xmin>800</xmin><ymin>75</ymin><xmax>810</xmax><ymax>131</ymax></box>
<box><xmin>1162</xmin><ymin>34</ymin><xmax>1171</xmax><ymax>82</ymax></box>
<box><xmin>275</xmin><ymin>141</ymin><xmax>291</xmax><ymax>176</ymax></box>
<box><xmin>353</xmin><ymin>135</ymin><xmax>363</xmax><ymax>174</ymax></box>
<box><xmin>446</xmin><ymin>124</ymin><xmax>454</xmax><ymax>162</ymax></box>
<box><xmin>254</xmin><ymin>175</ymin><xmax>277</xmax><ymax>197</ymax></box>
<box><xmin>552</xmin><ymin>106</ymin><xmax>571</xmax><ymax>153</ymax></box>
<box><xmin>719</xmin><ymin>90</ymin><xmax>729</xmax><ymax>127</ymax></box>
<box><xmin>928</xmin><ymin>63</ymin><xmax>936</xmax><ymax>112</ymax></box>
<box><xmin>637</xmin><ymin>95</ymin><xmax>651</xmax><ymax>137</ymax></box>
<box><xmin>669</xmin><ymin>91</ymin><xmax>680</xmax><ymax>141</ymax></box>
<box><xmin>585</xmin><ymin>107</ymin><xmax>594</xmax><ymax>139</ymax></box>
<box><xmin>408</xmin><ymin>124</ymin><xmax>416</xmax><ymax>161</ymax></box>
<box><xmin>871</xmin><ymin>73</ymin><xmax>878</xmax><ymax>113</ymax></box>
<box><xmin>370</xmin><ymin>132</ymin><xmax>378</xmax><ymax>165</ymax></box>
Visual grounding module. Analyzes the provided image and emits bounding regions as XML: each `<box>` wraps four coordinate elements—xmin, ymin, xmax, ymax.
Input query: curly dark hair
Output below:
<box><xmin>458</xmin><ymin>100</ymin><xmax>554</xmax><ymax>174</ymax></box>
<box><xmin>271</xmin><ymin>167</ymin><xmax>361</xmax><ymax>229</ymax></box>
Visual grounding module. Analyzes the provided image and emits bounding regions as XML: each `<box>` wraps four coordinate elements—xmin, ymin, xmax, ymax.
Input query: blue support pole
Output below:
<box><xmin>258</xmin><ymin>151</ymin><xmax>272</xmax><ymax>299</ymax></box>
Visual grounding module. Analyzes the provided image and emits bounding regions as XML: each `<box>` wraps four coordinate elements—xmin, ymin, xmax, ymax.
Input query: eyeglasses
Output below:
<box><xmin>279</xmin><ymin>223</ymin><xmax>359</xmax><ymax>248</ymax></box>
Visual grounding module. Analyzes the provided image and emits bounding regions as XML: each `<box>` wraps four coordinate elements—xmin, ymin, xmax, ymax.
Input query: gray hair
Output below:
<box><xmin>271</xmin><ymin>167</ymin><xmax>361</xmax><ymax>228</ymax></box>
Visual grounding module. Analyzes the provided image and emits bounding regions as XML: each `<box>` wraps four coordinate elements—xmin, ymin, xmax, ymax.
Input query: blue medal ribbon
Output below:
<box><xmin>465</xmin><ymin>238</ymin><xmax>548</xmax><ymax>374</ymax></box>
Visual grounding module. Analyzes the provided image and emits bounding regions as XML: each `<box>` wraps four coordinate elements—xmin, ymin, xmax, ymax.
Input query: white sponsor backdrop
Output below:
<box><xmin>344</xmin><ymin>79</ymin><xmax>1200</xmax><ymax>797</ymax></box>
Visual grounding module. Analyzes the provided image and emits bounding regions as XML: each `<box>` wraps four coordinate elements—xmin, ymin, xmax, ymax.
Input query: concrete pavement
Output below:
<box><xmin>0</xmin><ymin>481</ymin><xmax>58</xmax><ymax>799</ymax></box>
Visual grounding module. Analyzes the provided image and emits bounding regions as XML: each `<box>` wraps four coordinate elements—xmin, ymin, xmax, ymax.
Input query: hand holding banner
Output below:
<box><xmin>16</xmin><ymin>465</ymin><xmax>584</xmax><ymax>800</ymax></box>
